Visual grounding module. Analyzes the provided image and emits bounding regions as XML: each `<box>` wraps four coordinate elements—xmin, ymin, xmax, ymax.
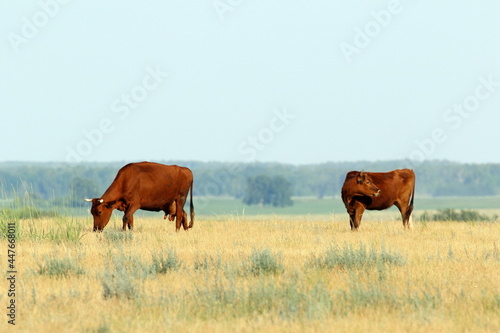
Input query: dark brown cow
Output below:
<box><xmin>85</xmin><ymin>162</ymin><xmax>194</xmax><ymax>232</ymax></box>
<box><xmin>341</xmin><ymin>169</ymin><xmax>415</xmax><ymax>230</ymax></box>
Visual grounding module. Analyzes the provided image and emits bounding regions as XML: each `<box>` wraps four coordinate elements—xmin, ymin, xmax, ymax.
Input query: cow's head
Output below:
<box><xmin>85</xmin><ymin>198</ymin><xmax>116</xmax><ymax>231</ymax></box>
<box><xmin>355</xmin><ymin>171</ymin><xmax>381</xmax><ymax>197</ymax></box>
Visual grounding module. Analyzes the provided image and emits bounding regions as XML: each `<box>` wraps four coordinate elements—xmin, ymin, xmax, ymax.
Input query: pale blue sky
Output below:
<box><xmin>1</xmin><ymin>1</ymin><xmax>499</xmax><ymax>165</ymax></box>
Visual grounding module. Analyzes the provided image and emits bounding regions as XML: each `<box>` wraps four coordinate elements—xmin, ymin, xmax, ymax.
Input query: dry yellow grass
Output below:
<box><xmin>1</xmin><ymin>214</ymin><xmax>499</xmax><ymax>332</ymax></box>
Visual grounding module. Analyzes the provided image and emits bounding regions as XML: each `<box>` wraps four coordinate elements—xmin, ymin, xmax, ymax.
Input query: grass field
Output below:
<box><xmin>142</xmin><ymin>196</ymin><xmax>500</xmax><ymax>217</ymax></box>
<box><xmin>1</xmin><ymin>210</ymin><xmax>499</xmax><ymax>332</ymax></box>
<box><xmin>12</xmin><ymin>195</ymin><xmax>499</xmax><ymax>218</ymax></box>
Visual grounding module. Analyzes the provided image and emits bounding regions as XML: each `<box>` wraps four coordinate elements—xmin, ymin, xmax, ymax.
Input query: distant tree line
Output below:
<box><xmin>1</xmin><ymin>160</ymin><xmax>500</xmax><ymax>206</ymax></box>
<box><xmin>243</xmin><ymin>175</ymin><xmax>293</xmax><ymax>207</ymax></box>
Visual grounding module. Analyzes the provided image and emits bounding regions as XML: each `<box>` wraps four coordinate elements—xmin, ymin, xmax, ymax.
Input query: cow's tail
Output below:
<box><xmin>409</xmin><ymin>172</ymin><xmax>415</xmax><ymax>210</ymax></box>
<box><xmin>405</xmin><ymin>172</ymin><xmax>416</xmax><ymax>223</ymax></box>
<box><xmin>188</xmin><ymin>179</ymin><xmax>195</xmax><ymax>229</ymax></box>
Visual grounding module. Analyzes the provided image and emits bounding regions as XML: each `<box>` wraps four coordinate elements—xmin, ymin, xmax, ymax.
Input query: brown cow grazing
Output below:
<box><xmin>341</xmin><ymin>169</ymin><xmax>415</xmax><ymax>230</ymax></box>
<box><xmin>85</xmin><ymin>162</ymin><xmax>194</xmax><ymax>232</ymax></box>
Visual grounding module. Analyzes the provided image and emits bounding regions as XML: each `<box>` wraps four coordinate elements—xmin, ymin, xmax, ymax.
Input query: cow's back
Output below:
<box><xmin>375</xmin><ymin>169</ymin><xmax>414</xmax><ymax>193</ymax></box>
<box><xmin>106</xmin><ymin>162</ymin><xmax>185</xmax><ymax>203</ymax></box>
<box><xmin>367</xmin><ymin>169</ymin><xmax>415</xmax><ymax>208</ymax></box>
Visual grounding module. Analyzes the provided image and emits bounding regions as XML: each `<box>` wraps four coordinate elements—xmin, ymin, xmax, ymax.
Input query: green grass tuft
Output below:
<box><xmin>150</xmin><ymin>249</ymin><xmax>182</xmax><ymax>274</ymax></box>
<box><xmin>310</xmin><ymin>244</ymin><xmax>407</xmax><ymax>271</ymax></box>
<box><xmin>37</xmin><ymin>257</ymin><xmax>84</xmax><ymax>277</ymax></box>
<box><xmin>248</xmin><ymin>249</ymin><xmax>284</xmax><ymax>276</ymax></box>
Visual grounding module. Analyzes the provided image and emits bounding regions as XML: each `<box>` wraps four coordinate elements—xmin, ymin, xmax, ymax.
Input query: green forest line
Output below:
<box><xmin>1</xmin><ymin>160</ymin><xmax>500</xmax><ymax>204</ymax></box>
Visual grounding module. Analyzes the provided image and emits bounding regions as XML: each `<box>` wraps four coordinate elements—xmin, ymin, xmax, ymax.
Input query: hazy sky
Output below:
<box><xmin>1</xmin><ymin>1</ymin><xmax>499</xmax><ymax>165</ymax></box>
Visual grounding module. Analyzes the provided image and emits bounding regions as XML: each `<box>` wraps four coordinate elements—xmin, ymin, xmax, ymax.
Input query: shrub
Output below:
<box><xmin>419</xmin><ymin>209</ymin><xmax>497</xmax><ymax>222</ymax></box>
<box><xmin>249</xmin><ymin>249</ymin><xmax>284</xmax><ymax>276</ymax></box>
<box><xmin>37</xmin><ymin>257</ymin><xmax>84</xmax><ymax>277</ymax></box>
<box><xmin>193</xmin><ymin>253</ymin><xmax>223</xmax><ymax>272</ymax></box>
<box><xmin>101</xmin><ymin>267</ymin><xmax>138</xmax><ymax>300</ymax></box>
<box><xmin>150</xmin><ymin>249</ymin><xmax>181</xmax><ymax>274</ymax></box>
<box><xmin>311</xmin><ymin>244</ymin><xmax>406</xmax><ymax>271</ymax></box>
<box><xmin>104</xmin><ymin>230</ymin><xmax>133</xmax><ymax>242</ymax></box>
<box><xmin>101</xmin><ymin>255</ymin><xmax>142</xmax><ymax>300</ymax></box>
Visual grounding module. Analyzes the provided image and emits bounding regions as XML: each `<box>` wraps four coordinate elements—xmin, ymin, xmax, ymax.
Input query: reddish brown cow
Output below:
<box><xmin>85</xmin><ymin>162</ymin><xmax>194</xmax><ymax>232</ymax></box>
<box><xmin>341</xmin><ymin>169</ymin><xmax>415</xmax><ymax>230</ymax></box>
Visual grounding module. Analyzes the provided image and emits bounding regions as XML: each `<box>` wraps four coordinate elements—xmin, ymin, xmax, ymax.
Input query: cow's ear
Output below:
<box><xmin>105</xmin><ymin>200</ymin><xmax>116</xmax><ymax>209</ymax></box>
<box><xmin>114</xmin><ymin>200</ymin><xmax>127</xmax><ymax>211</ymax></box>
<box><xmin>357</xmin><ymin>171</ymin><xmax>365</xmax><ymax>184</ymax></box>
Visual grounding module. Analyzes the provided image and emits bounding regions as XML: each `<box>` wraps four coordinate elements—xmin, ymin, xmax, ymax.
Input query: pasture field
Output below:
<box><xmin>1</xmin><ymin>212</ymin><xmax>499</xmax><ymax>333</ymax></box>
<box><xmin>23</xmin><ymin>195</ymin><xmax>500</xmax><ymax>218</ymax></box>
<box><xmin>127</xmin><ymin>196</ymin><xmax>500</xmax><ymax>218</ymax></box>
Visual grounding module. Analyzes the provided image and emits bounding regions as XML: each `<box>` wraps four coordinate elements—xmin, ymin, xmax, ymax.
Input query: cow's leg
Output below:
<box><xmin>348</xmin><ymin>213</ymin><xmax>355</xmax><ymax>230</ymax></box>
<box><xmin>348</xmin><ymin>202</ymin><xmax>365</xmax><ymax>231</ymax></box>
<box><xmin>175</xmin><ymin>196</ymin><xmax>187</xmax><ymax>231</ymax></box>
<box><xmin>353</xmin><ymin>206</ymin><xmax>365</xmax><ymax>230</ymax></box>
<box><xmin>181</xmin><ymin>210</ymin><xmax>188</xmax><ymax>230</ymax></box>
<box><xmin>123</xmin><ymin>204</ymin><xmax>139</xmax><ymax>231</ymax></box>
<box><xmin>395</xmin><ymin>201</ymin><xmax>413</xmax><ymax>229</ymax></box>
<box><xmin>347</xmin><ymin>207</ymin><xmax>355</xmax><ymax>230</ymax></box>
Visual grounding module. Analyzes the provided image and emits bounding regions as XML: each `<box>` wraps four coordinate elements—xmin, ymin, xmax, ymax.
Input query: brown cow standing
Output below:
<box><xmin>341</xmin><ymin>169</ymin><xmax>415</xmax><ymax>230</ymax></box>
<box><xmin>85</xmin><ymin>162</ymin><xmax>194</xmax><ymax>232</ymax></box>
